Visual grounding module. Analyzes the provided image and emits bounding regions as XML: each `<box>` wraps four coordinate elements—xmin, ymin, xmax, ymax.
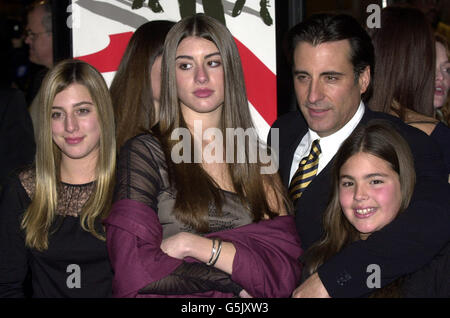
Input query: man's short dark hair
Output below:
<box><xmin>285</xmin><ymin>13</ymin><xmax>374</xmax><ymax>100</ymax></box>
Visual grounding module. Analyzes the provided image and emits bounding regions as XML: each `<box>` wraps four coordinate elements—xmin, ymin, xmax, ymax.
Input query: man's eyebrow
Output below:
<box><xmin>293</xmin><ymin>70</ymin><xmax>309</xmax><ymax>76</ymax></box>
<box><xmin>320</xmin><ymin>71</ymin><xmax>344</xmax><ymax>76</ymax></box>
<box><xmin>293</xmin><ymin>70</ymin><xmax>345</xmax><ymax>76</ymax></box>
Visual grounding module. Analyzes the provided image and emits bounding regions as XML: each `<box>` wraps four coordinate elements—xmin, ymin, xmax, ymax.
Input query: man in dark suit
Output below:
<box><xmin>0</xmin><ymin>88</ymin><xmax>35</xmax><ymax>189</ymax></box>
<box><xmin>271</xmin><ymin>13</ymin><xmax>450</xmax><ymax>297</ymax></box>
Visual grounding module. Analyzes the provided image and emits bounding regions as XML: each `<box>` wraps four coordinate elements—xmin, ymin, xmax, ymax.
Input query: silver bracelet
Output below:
<box><xmin>206</xmin><ymin>238</ymin><xmax>217</xmax><ymax>266</ymax></box>
<box><xmin>209</xmin><ymin>238</ymin><xmax>223</xmax><ymax>267</ymax></box>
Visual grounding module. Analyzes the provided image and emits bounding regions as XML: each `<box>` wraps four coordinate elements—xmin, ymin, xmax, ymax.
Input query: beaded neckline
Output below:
<box><xmin>19</xmin><ymin>169</ymin><xmax>95</xmax><ymax>217</ymax></box>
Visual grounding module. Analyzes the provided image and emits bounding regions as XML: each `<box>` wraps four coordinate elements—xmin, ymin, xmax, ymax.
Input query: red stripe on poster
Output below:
<box><xmin>234</xmin><ymin>37</ymin><xmax>277</xmax><ymax>126</ymax></box>
<box><xmin>76</xmin><ymin>32</ymin><xmax>133</xmax><ymax>73</ymax></box>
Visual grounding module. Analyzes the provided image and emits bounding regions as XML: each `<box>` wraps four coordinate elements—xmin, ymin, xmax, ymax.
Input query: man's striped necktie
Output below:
<box><xmin>289</xmin><ymin>139</ymin><xmax>321</xmax><ymax>205</ymax></box>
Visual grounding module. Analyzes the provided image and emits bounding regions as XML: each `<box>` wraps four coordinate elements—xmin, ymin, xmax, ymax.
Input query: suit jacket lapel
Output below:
<box><xmin>360</xmin><ymin>105</ymin><xmax>375</xmax><ymax>124</ymax></box>
<box><xmin>280</xmin><ymin>125</ymin><xmax>308</xmax><ymax>187</ymax></box>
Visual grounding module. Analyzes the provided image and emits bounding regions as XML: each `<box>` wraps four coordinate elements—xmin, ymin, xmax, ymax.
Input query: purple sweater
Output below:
<box><xmin>104</xmin><ymin>199</ymin><xmax>303</xmax><ymax>298</ymax></box>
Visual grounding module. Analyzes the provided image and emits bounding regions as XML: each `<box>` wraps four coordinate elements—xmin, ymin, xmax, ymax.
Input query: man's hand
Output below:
<box><xmin>292</xmin><ymin>273</ymin><xmax>331</xmax><ymax>298</ymax></box>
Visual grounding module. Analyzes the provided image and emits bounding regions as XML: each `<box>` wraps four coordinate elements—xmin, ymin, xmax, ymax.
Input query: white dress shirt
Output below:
<box><xmin>289</xmin><ymin>102</ymin><xmax>366</xmax><ymax>184</ymax></box>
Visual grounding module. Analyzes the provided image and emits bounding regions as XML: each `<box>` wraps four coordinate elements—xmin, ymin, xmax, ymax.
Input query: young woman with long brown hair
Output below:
<box><xmin>104</xmin><ymin>14</ymin><xmax>303</xmax><ymax>298</ymax></box>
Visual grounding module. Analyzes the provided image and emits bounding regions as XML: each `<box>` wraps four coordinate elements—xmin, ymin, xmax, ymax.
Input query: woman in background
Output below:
<box><xmin>434</xmin><ymin>33</ymin><xmax>450</xmax><ymax>126</ymax></box>
<box><xmin>367</xmin><ymin>5</ymin><xmax>450</xmax><ymax>180</ymax></box>
<box><xmin>110</xmin><ymin>20</ymin><xmax>175</xmax><ymax>151</ymax></box>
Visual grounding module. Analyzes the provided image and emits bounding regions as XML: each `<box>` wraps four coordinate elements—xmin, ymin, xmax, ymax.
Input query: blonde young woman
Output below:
<box><xmin>104</xmin><ymin>14</ymin><xmax>303</xmax><ymax>298</ymax></box>
<box><xmin>0</xmin><ymin>59</ymin><xmax>116</xmax><ymax>297</ymax></box>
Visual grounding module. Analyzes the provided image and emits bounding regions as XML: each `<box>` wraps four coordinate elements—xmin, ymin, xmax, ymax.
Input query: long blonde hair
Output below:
<box><xmin>21</xmin><ymin>59</ymin><xmax>116</xmax><ymax>251</ymax></box>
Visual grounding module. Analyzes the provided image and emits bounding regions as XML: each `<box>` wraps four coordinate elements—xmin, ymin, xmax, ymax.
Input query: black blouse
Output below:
<box><xmin>0</xmin><ymin>169</ymin><xmax>113</xmax><ymax>298</ymax></box>
<box><xmin>112</xmin><ymin>133</ymin><xmax>251</xmax><ymax>296</ymax></box>
<box><xmin>114</xmin><ymin>133</ymin><xmax>253</xmax><ymax>238</ymax></box>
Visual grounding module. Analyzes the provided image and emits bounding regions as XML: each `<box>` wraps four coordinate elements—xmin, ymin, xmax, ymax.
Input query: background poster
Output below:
<box><xmin>71</xmin><ymin>0</ymin><xmax>278</xmax><ymax>139</ymax></box>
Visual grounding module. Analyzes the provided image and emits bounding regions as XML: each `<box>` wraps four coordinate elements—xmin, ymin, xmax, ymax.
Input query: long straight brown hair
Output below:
<box><xmin>367</xmin><ymin>6</ymin><xmax>435</xmax><ymax>119</ymax></box>
<box><xmin>303</xmin><ymin>121</ymin><xmax>416</xmax><ymax>296</ymax></box>
<box><xmin>157</xmin><ymin>14</ymin><xmax>290</xmax><ymax>232</ymax></box>
<box><xmin>110</xmin><ymin>20</ymin><xmax>175</xmax><ymax>151</ymax></box>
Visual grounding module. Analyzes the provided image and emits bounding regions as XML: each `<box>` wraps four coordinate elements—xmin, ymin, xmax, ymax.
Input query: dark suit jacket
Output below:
<box><xmin>270</xmin><ymin>106</ymin><xmax>450</xmax><ymax>297</ymax></box>
<box><xmin>0</xmin><ymin>88</ymin><xmax>35</xmax><ymax>188</ymax></box>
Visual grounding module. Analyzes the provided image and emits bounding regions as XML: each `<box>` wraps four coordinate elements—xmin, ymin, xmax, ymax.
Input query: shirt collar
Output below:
<box><xmin>307</xmin><ymin>101</ymin><xmax>365</xmax><ymax>162</ymax></box>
